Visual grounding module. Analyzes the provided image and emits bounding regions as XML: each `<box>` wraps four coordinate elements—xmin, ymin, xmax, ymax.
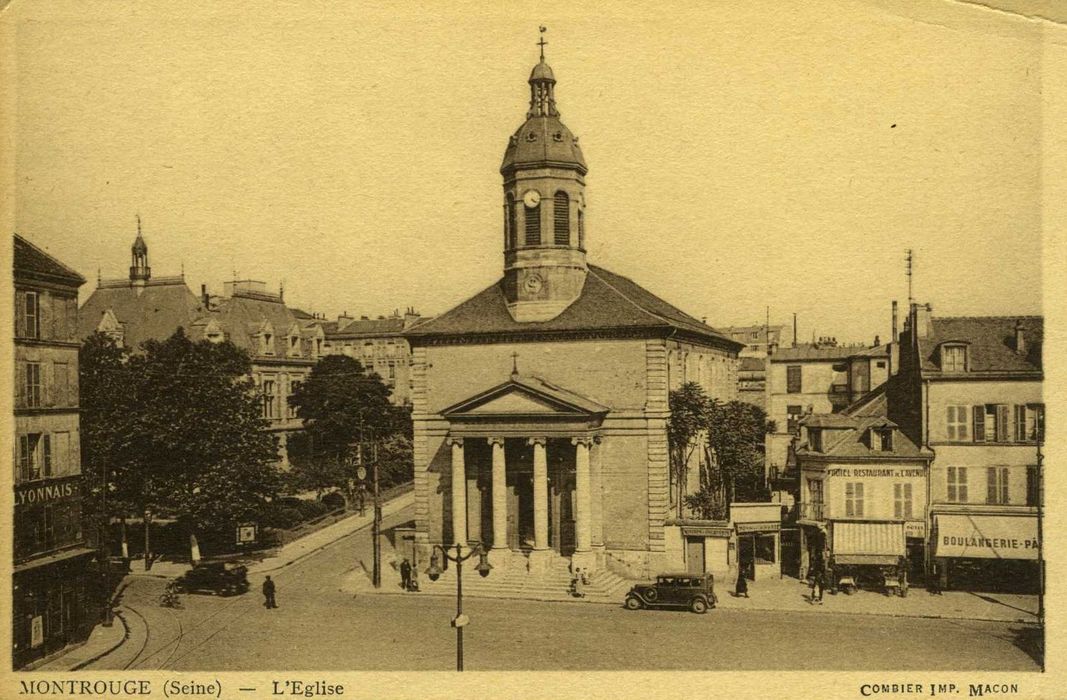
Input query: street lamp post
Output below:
<box><xmin>99</xmin><ymin>466</ymin><xmax>113</xmax><ymax>627</ymax></box>
<box><xmin>426</xmin><ymin>542</ymin><xmax>492</xmax><ymax>671</ymax></box>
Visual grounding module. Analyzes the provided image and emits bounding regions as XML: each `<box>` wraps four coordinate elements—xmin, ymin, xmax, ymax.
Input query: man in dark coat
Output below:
<box><xmin>735</xmin><ymin>566</ymin><xmax>749</xmax><ymax>598</ymax></box>
<box><xmin>263</xmin><ymin>575</ymin><xmax>277</xmax><ymax>609</ymax></box>
<box><xmin>399</xmin><ymin>558</ymin><xmax>412</xmax><ymax>591</ymax></box>
<box><xmin>811</xmin><ymin>567</ymin><xmax>825</xmax><ymax>604</ymax></box>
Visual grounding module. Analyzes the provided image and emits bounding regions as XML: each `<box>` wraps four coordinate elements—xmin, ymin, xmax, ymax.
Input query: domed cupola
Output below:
<box><xmin>500</xmin><ymin>32</ymin><xmax>589</xmax><ymax>323</ymax></box>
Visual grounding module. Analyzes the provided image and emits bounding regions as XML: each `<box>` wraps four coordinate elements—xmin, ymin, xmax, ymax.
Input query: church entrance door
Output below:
<box><xmin>549</xmin><ymin>439</ymin><xmax>576</xmax><ymax>556</ymax></box>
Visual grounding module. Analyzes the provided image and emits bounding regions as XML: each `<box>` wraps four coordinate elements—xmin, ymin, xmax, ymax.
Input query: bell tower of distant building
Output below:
<box><xmin>129</xmin><ymin>215</ymin><xmax>151</xmax><ymax>293</ymax></box>
<box><xmin>500</xmin><ymin>30</ymin><xmax>589</xmax><ymax>322</ymax></box>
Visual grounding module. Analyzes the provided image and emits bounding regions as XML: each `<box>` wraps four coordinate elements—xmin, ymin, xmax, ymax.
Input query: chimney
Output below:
<box><xmin>873</xmin><ymin>334</ymin><xmax>880</xmax><ymax>347</ymax></box>
<box><xmin>912</xmin><ymin>302</ymin><xmax>933</xmax><ymax>338</ymax></box>
<box><xmin>1014</xmin><ymin>320</ymin><xmax>1026</xmax><ymax>355</ymax></box>
<box><xmin>201</xmin><ymin>284</ymin><xmax>208</xmax><ymax>306</ymax></box>
<box><xmin>892</xmin><ymin>300</ymin><xmax>898</xmax><ymax>342</ymax></box>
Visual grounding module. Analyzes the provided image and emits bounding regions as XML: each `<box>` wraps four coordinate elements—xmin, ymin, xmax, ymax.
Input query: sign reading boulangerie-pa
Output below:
<box><xmin>935</xmin><ymin>514</ymin><xmax>1039</xmax><ymax>560</ymax></box>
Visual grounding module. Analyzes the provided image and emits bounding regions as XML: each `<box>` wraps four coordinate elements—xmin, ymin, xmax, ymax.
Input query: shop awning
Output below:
<box><xmin>934</xmin><ymin>514</ymin><xmax>1039</xmax><ymax>560</ymax></box>
<box><xmin>832</xmin><ymin>521</ymin><xmax>904</xmax><ymax>565</ymax></box>
<box><xmin>14</xmin><ymin>546</ymin><xmax>96</xmax><ymax>574</ymax></box>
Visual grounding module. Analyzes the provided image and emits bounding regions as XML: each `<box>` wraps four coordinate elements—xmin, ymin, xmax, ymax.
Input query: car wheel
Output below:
<box><xmin>624</xmin><ymin>596</ymin><xmax>642</xmax><ymax>610</ymax></box>
<box><xmin>690</xmin><ymin>598</ymin><xmax>708</xmax><ymax>614</ymax></box>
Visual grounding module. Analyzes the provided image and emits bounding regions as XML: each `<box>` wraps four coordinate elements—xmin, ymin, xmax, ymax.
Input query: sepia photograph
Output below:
<box><xmin>3</xmin><ymin>0</ymin><xmax>1065</xmax><ymax>697</ymax></box>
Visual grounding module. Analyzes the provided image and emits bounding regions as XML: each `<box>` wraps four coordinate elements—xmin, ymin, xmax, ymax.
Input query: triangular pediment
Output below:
<box><xmin>442</xmin><ymin>375</ymin><xmax>608</xmax><ymax>419</ymax></box>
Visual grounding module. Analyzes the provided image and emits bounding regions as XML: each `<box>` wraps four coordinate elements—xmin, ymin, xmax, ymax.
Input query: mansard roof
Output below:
<box><xmin>78</xmin><ymin>278</ymin><xmax>203</xmax><ymax>348</ymax></box>
<box><xmin>405</xmin><ymin>264</ymin><xmax>741</xmax><ymax>350</ymax></box>
<box><xmin>920</xmin><ymin>316</ymin><xmax>1042</xmax><ymax>375</ymax></box>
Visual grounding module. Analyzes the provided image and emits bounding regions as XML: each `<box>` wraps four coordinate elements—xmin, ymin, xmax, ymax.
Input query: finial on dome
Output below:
<box><xmin>538</xmin><ymin>26</ymin><xmax>547</xmax><ymax>61</ymax></box>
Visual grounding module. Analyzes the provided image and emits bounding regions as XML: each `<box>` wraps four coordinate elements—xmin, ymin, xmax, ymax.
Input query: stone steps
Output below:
<box><xmin>419</xmin><ymin>561</ymin><xmax>633</xmax><ymax>604</ymax></box>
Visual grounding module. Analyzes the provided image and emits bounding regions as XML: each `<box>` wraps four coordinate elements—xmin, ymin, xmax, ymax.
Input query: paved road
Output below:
<box><xmin>94</xmin><ymin>506</ymin><xmax>1041</xmax><ymax>672</ymax></box>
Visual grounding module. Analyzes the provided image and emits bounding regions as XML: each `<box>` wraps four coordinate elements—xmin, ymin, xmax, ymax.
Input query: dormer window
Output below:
<box><xmin>808</xmin><ymin>428</ymin><xmax>823</xmax><ymax>452</ymax></box>
<box><xmin>261</xmin><ymin>332</ymin><xmax>274</xmax><ymax>356</ymax></box>
<box><xmin>940</xmin><ymin>344</ymin><xmax>967</xmax><ymax>372</ymax></box>
<box><xmin>869</xmin><ymin>427</ymin><xmax>894</xmax><ymax>451</ymax></box>
<box><xmin>288</xmin><ymin>334</ymin><xmax>300</xmax><ymax>356</ymax></box>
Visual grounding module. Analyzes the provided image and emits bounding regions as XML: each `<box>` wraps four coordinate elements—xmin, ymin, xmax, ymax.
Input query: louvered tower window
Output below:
<box><xmin>525</xmin><ymin>202</ymin><xmax>541</xmax><ymax>246</ymax></box>
<box><xmin>578</xmin><ymin>209</ymin><xmax>585</xmax><ymax>249</ymax></box>
<box><xmin>506</xmin><ymin>194</ymin><xmax>517</xmax><ymax>249</ymax></box>
<box><xmin>554</xmin><ymin>191</ymin><xmax>570</xmax><ymax>245</ymax></box>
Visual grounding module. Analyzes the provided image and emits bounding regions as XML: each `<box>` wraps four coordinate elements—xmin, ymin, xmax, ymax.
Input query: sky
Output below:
<box><xmin>2</xmin><ymin>0</ymin><xmax>1056</xmax><ymax>345</ymax></box>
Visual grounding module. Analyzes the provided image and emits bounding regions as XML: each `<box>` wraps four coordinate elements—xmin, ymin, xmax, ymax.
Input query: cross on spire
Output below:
<box><xmin>538</xmin><ymin>26</ymin><xmax>547</xmax><ymax>61</ymax></box>
<box><xmin>136</xmin><ymin>213</ymin><xmax>142</xmax><ymax>236</ymax></box>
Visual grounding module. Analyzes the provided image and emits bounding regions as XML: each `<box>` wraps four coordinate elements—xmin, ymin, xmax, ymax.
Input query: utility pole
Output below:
<box><xmin>372</xmin><ymin>435</ymin><xmax>382</xmax><ymax>589</ymax></box>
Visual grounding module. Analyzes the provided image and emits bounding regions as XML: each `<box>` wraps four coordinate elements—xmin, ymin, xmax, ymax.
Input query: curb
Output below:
<box><xmin>347</xmin><ymin>586</ymin><xmax>1039</xmax><ymax>624</ymax></box>
<box><xmin>70</xmin><ymin>610</ymin><xmax>130</xmax><ymax>671</ymax></box>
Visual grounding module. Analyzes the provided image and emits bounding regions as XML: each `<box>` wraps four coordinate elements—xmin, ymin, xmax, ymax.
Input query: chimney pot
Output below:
<box><xmin>1014</xmin><ymin>320</ymin><xmax>1026</xmax><ymax>355</ymax></box>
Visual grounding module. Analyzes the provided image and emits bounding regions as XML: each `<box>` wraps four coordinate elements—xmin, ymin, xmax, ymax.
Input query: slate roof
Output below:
<box><xmin>199</xmin><ymin>292</ymin><xmax>308</xmax><ymax>359</ymax></box>
<box><xmin>739</xmin><ymin>357</ymin><xmax>766</xmax><ymax>372</ymax></box>
<box><xmin>797</xmin><ymin>385</ymin><xmax>931</xmax><ymax>459</ymax></box>
<box><xmin>78</xmin><ymin>279</ymin><xmax>204</xmax><ymax>349</ymax></box>
<box><xmin>332</xmin><ymin>317</ymin><xmax>407</xmax><ymax>338</ymax></box>
<box><xmin>14</xmin><ymin>234</ymin><xmax>86</xmax><ymax>286</ymax></box>
<box><xmin>405</xmin><ymin>265</ymin><xmax>741</xmax><ymax>349</ymax></box>
<box><xmin>920</xmin><ymin>316</ymin><xmax>1042</xmax><ymax>374</ymax></box>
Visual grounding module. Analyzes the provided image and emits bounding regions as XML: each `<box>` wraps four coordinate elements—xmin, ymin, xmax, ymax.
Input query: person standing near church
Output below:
<box><xmin>263</xmin><ymin>575</ymin><xmax>277</xmax><ymax>609</ymax></box>
<box><xmin>735</xmin><ymin>566</ymin><xmax>749</xmax><ymax>598</ymax></box>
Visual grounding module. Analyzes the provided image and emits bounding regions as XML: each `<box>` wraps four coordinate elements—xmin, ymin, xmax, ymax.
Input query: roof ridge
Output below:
<box><xmin>934</xmin><ymin>315</ymin><xmax>1043</xmax><ymax>321</ymax></box>
<box><xmin>14</xmin><ymin>233</ymin><xmax>86</xmax><ymax>282</ymax></box>
<box><xmin>405</xmin><ymin>281</ymin><xmax>504</xmax><ymax>333</ymax></box>
<box><xmin>586</xmin><ymin>266</ymin><xmax>685</xmax><ymax>328</ymax></box>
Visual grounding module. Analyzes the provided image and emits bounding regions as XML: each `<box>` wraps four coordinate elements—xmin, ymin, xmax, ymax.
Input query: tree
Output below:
<box><xmin>288</xmin><ymin>355</ymin><xmax>412</xmax><ymax>503</ymax></box>
<box><xmin>685</xmin><ymin>400</ymin><xmax>774</xmax><ymax>520</ymax></box>
<box><xmin>667</xmin><ymin>382</ymin><xmax>713</xmax><ymax>518</ymax></box>
<box><xmin>80</xmin><ymin>329</ymin><xmax>281</xmax><ymax>556</ymax></box>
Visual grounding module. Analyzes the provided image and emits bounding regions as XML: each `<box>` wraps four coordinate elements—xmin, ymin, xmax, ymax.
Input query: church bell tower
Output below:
<box><xmin>500</xmin><ymin>34</ymin><xmax>588</xmax><ymax>322</ymax></box>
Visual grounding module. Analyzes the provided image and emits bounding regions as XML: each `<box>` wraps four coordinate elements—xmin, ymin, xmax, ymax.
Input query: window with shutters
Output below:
<box><xmin>24</xmin><ymin>362</ymin><xmax>42</xmax><ymax>408</ymax></box>
<box><xmin>1014</xmin><ymin>404</ymin><xmax>1045</xmax><ymax>443</ymax></box>
<box><xmin>986</xmin><ymin>467</ymin><xmax>1009</xmax><ymax>505</ymax></box>
<box><xmin>53</xmin><ymin>363</ymin><xmax>68</xmax><ymax>407</ymax></box>
<box><xmin>786</xmin><ymin>365</ymin><xmax>802</xmax><ymax>393</ymax></box>
<box><xmin>786</xmin><ymin>405</ymin><xmax>803</xmax><ymax>432</ymax></box>
<box><xmin>973</xmin><ymin>404</ymin><xmax>1009</xmax><ymax>442</ymax></box>
<box><xmin>19</xmin><ymin>433</ymin><xmax>47</xmax><ymax>482</ymax></box>
<box><xmin>262</xmin><ymin>379</ymin><xmax>276</xmax><ymax>419</ymax></box>
<box><xmin>845</xmin><ymin>482</ymin><xmax>864</xmax><ymax>517</ymax></box>
<box><xmin>946</xmin><ymin>405</ymin><xmax>969</xmax><ymax>441</ymax></box>
<box><xmin>288</xmin><ymin>381</ymin><xmax>301</xmax><ymax>419</ymax></box>
<box><xmin>19</xmin><ymin>291</ymin><xmax>40</xmax><ymax>339</ymax></box>
<box><xmin>947</xmin><ymin>467</ymin><xmax>968</xmax><ymax>503</ymax></box>
<box><xmin>553</xmin><ymin>191</ymin><xmax>570</xmax><ymax>245</ymax></box>
<box><xmin>1026</xmin><ymin>466</ymin><xmax>1040</xmax><ymax>507</ymax></box>
<box><xmin>940</xmin><ymin>344</ymin><xmax>967</xmax><ymax>372</ymax></box>
<box><xmin>894</xmin><ymin>483</ymin><xmax>913</xmax><ymax>518</ymax></box>
<box><xmin>524</xmin><ymin>201</ymin><xmax>541</xmax><ymax>246</ymax></box>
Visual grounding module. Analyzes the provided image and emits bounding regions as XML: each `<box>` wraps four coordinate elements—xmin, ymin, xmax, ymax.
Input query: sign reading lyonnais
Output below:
<box><xmin>825</xmin><ymin>467</ymin><xmax>925</xmax><ymax>478</ymax></box>
<box><xmin>14</xmin><ymin>479</ymin><xmax>80</xmax><ymax>508</ymax></box>
<box><xmin>935</xmin><ymin>514</ymin><xmax>1039</xmax><ymax>560</ymax></box>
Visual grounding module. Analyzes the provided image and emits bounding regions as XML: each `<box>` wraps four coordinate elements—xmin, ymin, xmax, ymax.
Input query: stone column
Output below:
<box><xmin>572</xmin><ymin>437</ymin><xmax>593</xmax><ymax>553</ymax></box>
<box><xmin>489</xmin><ymin>437</ymin><xmax>507</xmax><ymax>551</ymax></box>
<box><xmin>591</xmin><ymin>436</ymin><xmax>604</xmax><ymax>550</ymax></box>
<box><xmin>529</xmin><ymin>437</ymin><xmax>549</xmax><ymax>551</ymax></box>
<box><xmin>447</xmin><ymin>436</ymin><xmax>466</xmax><ymax>545</ymax></box>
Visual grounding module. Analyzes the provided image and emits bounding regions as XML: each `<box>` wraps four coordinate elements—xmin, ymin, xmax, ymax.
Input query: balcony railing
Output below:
<box><xmin>798</xmin><ymin>502</ymin><xmax>825</xmax><ymax>521</ymax></box>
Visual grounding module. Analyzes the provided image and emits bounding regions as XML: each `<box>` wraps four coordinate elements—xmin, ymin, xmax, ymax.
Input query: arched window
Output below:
<box><xmin>554</xmin><ymin>191</ymin><xmax>570</xmax><ymax>245</ymax></box>
<box><xmin>506</xmin><ymin>194</ymin><xmax>517</xmax><ymax>250</ymax></box>
<box><xmin>578</xmin><ymin>208</ymin><xmax>585</xmax><ymax>249</ymax></box>
<box><xmin>524</xmin><ymin>201</ymin><xmax>541</xmax><ymax>246</ymax></box>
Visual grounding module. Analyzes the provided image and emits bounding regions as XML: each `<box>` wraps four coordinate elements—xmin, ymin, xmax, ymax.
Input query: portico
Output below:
<box><xmin>441</xmin><ymin>373</ymin><xmax>607</xmax><ymax>571</ymax></box>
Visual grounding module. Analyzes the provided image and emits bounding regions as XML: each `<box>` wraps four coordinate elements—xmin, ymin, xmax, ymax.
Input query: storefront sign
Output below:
<box><xmin>904</xmin><ymin>521</ymin><xmax>926</xmax><ymax>539</ymax></box>
<box><xmin>735</xmin><ymin>522</ymin><xmax>781</xmax><ymax>534</ymax></box>
<box><xmin>681</xmin><ymin>526</ymin><xmax>732</xmax><ymax>538</ymax></box>
<box><xmin>30</xmin><ymin>616</ymin><xmax>43</xmax><ymax>648</ymax></box>
<box><xmin>236</xmin><ymin>524</ymin><xmax>257</xmax><ymax>545</ymax></box>
<box><xmin>935</xmin><ymin>514</ymin><xmax>1038</xmax><ymax>560</ymax></box>
<box><xmin>825</xmin><ymin>467</ymin><xmax>925</xmax><ymax>478</ymax></box>
<box><xmin>15</xmin><ymin>478</ymin><xmax>80</xmax><ymax>508</ymax></box>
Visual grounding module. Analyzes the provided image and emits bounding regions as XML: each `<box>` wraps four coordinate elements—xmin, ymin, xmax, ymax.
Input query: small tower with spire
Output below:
<box><xmin>129</xmin><ymin>214</ymin><xmax>151</xmax><ymax>293</ymax></box>
<box><xmin>500</xmin><ymin>28</ymin><xmax>589</xmax><ymax>322</ymax></box>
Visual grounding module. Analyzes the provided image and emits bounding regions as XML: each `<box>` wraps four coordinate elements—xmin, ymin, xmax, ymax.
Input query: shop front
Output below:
<box><xmin>828</xmin><ymin>520</ymin><xmax>907</xmax><ymax>593</ymax></box>
<box><xmin>931</xmin><ymin>512</ymin><xmax>1040</xmax><ymax>593</ymax></box>
<box><xmin>731</xmin><ymin>503</ymin><xmax>783</xmax><ymax>581</ymax></box>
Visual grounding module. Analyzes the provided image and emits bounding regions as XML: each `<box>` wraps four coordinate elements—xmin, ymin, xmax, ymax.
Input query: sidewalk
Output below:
<box><xmin>35</xmin><ymin>490</ymin><xmax>415</xmax><ymax>672</ymax></box>
<box><xmin>714</xmin><ymin>575</ymin><xmax>1038</xmax><ymax>624</ymax></box>
<box><xmin>126</xmin><ymin>489</ymin><xmax>415</xmax><ymax>580</ymax></box>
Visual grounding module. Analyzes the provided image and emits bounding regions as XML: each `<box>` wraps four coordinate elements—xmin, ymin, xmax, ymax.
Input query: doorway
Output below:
<box><xmin>686</xmin><ymin>537</ymin><xmax>706</xmax><ymax>574</ymax></box>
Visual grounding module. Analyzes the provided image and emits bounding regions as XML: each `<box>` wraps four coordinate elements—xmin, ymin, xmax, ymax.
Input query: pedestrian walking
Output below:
<box><xmin>811</xmin><ymin>568</ymin><xmax>824</xmax><ymax>604</ymax></box>
<box><xmin>262</xmin><ymin>575</ymin><xmax>278</xmax><ymax>609</ymax></box>
<box><xmin>399</xmin><ymin>558</ymin><xmax>412</xmax><ymax>591</ymax></box>
<box><xmin>735</xmin><ymin>567</ymin><xmax>749</xmax><ymax>598</ymax></box>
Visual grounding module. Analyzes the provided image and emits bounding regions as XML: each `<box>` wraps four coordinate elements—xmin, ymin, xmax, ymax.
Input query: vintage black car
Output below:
<box><xmin>624</xmin><ymin>572</ymin><xmax>717</xmax><ymax>613</ymax></box>
<box><xmin>173</xmin><ymin>561</ymin><xmax>250</xmax><ymax>596</ymax></box>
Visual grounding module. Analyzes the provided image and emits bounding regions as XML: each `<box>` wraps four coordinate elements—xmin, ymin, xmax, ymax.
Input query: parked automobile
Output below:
<box><xmin>172</xmin><ymin>560</ymin><xmax>250</xmax><ymax>596</ymax></box>
<box><xmin>624</xmin><ymin>572</ymin><xmax>717</xmax><ymax>614</ymax></box>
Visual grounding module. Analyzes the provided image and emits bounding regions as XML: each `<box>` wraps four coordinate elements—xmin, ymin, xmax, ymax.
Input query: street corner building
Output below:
<box><xmin>76</xmin><ymin>222</ymin><xmax>326</xmax><ymax>468</ymax></box>
<box><xmin>403</xmin><ymin>52</ymin><xmax>745</xmax><ymax>578</ymax></box>
<box><xmin>12</xmin><ymin>235</ymin><xmax>98</xmax><ymax>669</ymax></box>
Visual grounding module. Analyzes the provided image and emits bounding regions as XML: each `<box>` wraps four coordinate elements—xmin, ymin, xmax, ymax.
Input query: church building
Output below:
<box><xmin>405</xmin><ymin>49</ymin><xmax>743</xmax><ymax>577</ymax></box>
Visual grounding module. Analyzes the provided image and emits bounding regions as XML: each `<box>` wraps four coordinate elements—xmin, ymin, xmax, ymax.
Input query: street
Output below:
<box><xmin>93</xmin><ymin>506</ymin><xmax>1040</xmax><ymax>672</ymax></box>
